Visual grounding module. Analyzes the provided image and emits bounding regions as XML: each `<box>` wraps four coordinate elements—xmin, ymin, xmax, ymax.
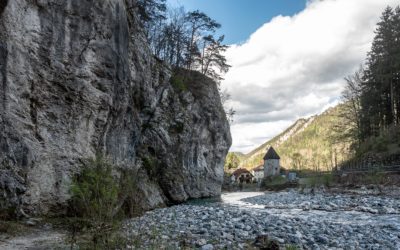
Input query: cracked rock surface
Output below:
<box><xmin>0</xmin><ymin>0</ymin><xmax>231</xmax><ymax>215</ymax></box>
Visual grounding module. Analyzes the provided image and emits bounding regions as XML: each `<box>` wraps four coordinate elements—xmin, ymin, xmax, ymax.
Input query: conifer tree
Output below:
<box><xmin>358</xmin><ymin>6</ymin><xmax>400</xmax><ymax>139</ymax></box>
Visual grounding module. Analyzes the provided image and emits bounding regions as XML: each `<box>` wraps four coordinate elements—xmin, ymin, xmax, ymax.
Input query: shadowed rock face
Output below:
<box><xmin>0</xmin><ymin>0</ymin><xmax>231</xmax><ymax>215</ymax></box>
<box><xmin>0</xmin><ymin>1</ymin><xmax>7</xmax><ymax>16</ymax></box>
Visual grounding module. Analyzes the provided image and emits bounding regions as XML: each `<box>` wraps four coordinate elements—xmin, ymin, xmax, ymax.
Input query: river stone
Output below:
<box><xmin>126</xmin><ymin>191</ymin><xmax>400</xmax><ymax>249</ymax></box>
<box><xmin>201</xmin><ymin>244</ymin><xmax>214</xmax><ymax>250</ymax></box>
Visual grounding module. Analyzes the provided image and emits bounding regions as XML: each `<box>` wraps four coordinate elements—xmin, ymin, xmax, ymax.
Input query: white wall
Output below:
<box><xmin>254</xmin><ymin>170</ymin><xmax>263</xmax><ymax>181</ymax></box>
<box><xmin>264</xmin><ymin>159</ymin><xmax>280</xmax><ymax>177</ymax></box>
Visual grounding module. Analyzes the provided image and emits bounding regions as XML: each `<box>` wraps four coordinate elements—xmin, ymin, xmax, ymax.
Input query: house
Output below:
<box><xmin>263</xmin><ymin>147</ymin><xmax>281</xmax><ymax>177</ymax></box>
<box><xmin>252</xmin><ymin>165</ymin><xmax>264</xmax><ymax>182</ymax></box>
<box><xmin>231</xmin><ymin>168</ymin><xmax>253</xmax><ymax>183</ymax></box>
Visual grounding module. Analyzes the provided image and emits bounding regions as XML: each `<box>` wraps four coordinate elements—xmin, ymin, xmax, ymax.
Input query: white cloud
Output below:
<box><xmin>222</xmin><ymin>0</ymin><xmax>398</xmax><ymax>153</ymax></box>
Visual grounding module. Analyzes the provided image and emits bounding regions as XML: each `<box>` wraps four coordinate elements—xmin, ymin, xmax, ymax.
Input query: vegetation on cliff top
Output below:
<box><xmin>135</xmin><ymin>0</ymin><xmax>235</xmax><ymax>122</ymax></box>
<box><xmin>134</xmin><ymin>0</ymin><xmax>230</xmax><ymax>81</ymax></box>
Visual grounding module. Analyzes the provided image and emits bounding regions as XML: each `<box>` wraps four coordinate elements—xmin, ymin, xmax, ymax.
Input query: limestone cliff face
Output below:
<box><xmin>0</xmin><ymin>0</ymin><xmax>231</xmax><ymax>215</ymax></box>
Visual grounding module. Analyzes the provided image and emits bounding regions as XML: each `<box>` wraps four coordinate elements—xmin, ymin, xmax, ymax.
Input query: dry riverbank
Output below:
<box><xmin>1</xmin><ymin>187</ymin><xmax>399</xmax><ymax>249</ymax></box>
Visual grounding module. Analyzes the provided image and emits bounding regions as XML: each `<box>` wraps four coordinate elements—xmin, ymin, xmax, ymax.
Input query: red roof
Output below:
<box><xmin>232</xmin><ymin>168</ymin><xmax>252</xmax><ymax>177</ymax></box>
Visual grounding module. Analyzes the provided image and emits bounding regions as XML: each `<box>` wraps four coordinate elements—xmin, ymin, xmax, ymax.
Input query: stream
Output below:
<box><xmin>127</xmin><ymin>189</ymin><xmax>400</xmax><ymax>249</ymax></box>
<box><xmin>1</xmin><ymin>189</ymin><xmax>399</xmax><ymax>249</ymax></box>
<box><xmin>221</xmin><ymin>191</ymin><xmax>400</xmax><ymax>229</ymax></box>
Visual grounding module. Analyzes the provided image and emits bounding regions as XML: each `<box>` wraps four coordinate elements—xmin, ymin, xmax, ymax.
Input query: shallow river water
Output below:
<box><xmin>221</xmin><ymin>191</ymin><xmax>400</xmax><ymax>229</ymax></box>
<box><xmin>126</xmin><ymin>189</ymin><xmax>400</xmax><ymax>249</ymax></box>
<box><xmin>2</xmin><ymin>189</ymin><xmax>399</xmax><ymax>249</ymax></box>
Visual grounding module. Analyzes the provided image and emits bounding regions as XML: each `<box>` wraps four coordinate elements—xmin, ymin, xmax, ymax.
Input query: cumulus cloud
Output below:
<box><xmin>222</xmin><ymin>0</ymin><xmax>399</xmax><ymax>153</ymax></box>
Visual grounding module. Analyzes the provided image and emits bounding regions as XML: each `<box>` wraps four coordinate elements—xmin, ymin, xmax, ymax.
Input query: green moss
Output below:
<box><xmin>142</xmin><ymin>156</ymin><xmax>159</xmax><ymax>180</ymax></box>
<box><xmin>170</xmin><ymin>74</ymin><xmax>187</xmax><ymax>91</ymax></box>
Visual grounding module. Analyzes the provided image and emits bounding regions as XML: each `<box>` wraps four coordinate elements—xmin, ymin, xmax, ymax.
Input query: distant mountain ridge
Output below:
<box><xmin>236</xmin><ymin>104</ymin><xmax>351</xmax><ymax>171</ymax></box>
<box><xmin>245</xmin><ymin>117</ymin><xmax>315</xmax><ymax>158</ymax></box>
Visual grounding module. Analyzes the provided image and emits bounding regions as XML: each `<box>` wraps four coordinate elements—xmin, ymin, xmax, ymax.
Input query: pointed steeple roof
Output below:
<box><xmin>263</xmin><ymin>146</ymin><xmax>280</xmax><ymax>160</ymax></box>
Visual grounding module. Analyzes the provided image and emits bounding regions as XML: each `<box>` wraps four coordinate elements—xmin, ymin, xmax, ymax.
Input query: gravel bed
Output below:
<box><xmin>125</xmin><ymin>190</ymin><xmax>400</xmax><ymax>249</ymax></box>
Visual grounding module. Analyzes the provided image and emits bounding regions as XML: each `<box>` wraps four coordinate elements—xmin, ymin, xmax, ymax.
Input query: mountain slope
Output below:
<box><xmin>239</xmin><ymin>104</ymin><xmax>352</xmax><ymax>171</ymax></box>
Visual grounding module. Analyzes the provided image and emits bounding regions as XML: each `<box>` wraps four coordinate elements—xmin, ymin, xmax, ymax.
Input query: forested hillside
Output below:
<box><xmin>235</xmin><ymin>104</ymin><xmax>352</xmax><ymax>171</ymax></box>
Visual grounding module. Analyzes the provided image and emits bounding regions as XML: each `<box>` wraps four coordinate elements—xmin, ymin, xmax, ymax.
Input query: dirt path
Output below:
<box><xmin>0</xmin><ymin>229</ymin><xmax>67</xmax><ymax>250</ymax></box>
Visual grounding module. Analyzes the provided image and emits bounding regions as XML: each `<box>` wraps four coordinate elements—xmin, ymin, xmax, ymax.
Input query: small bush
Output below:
<box><xmin>306</xmin><ymin>176</ymin><xmax>318</xmax><ymax>188</ymax></box>
<box><xmin>170</xmin><ymin>74</ymin><xmax>187</xmax><ymax>91</ymax></box>
<box><xmin>261</xmin><ymin>175</ymin><xmax>291</xmax><ymax>190</ymax></box>
<box><xmin>266</xmin><ymin>175</ymin><xmax>287</xmax><ymax>186</ymax></box>
<box><xmin>363</xmin><ymin>169</ymin><xmax>385</xmax><ymax>185</ymax></box>
<box><xmin>68</xmin><ymin>155</ymin><xmax>140</xmax><ymax>249</ymax></box>
<box><xmin>374</xmin><ymin>140</ymin><xmax>388</xmax><ymax>152</ymax></box>
<box><xmin>70</xmin><ymin>156</ymin><xmax>120</xmax><ymax>222</ymax></box>
<box><xmin>286</xmin><ymin>245</ymin><xmax>299</xmax><ymax>250</ymax></box>
<box><xmin>322</xmin><ymin>173</ymin><xmax>334</xmax><ymax>187</ymax></box>
<box><xmin>305</xmin><ymin>173</ymin><xmax>335</xmax><ymax>188</ymax></box>
<box><xmin>0</xmin><ymin>220</ymin><xmax>31</xmax><ymax>236</ymax></box>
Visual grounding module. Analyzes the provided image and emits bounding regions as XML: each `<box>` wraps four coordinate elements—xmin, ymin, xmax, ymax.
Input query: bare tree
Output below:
<box><xmin>198</xmin><ymin>35</ymin><xmax>231</xmax><ymax>80</ymax></box>
<box><xmin>185</xmin><ymin>10</ymin><xmax>221</xmax><ymax>70</ymax></box>
<box><xmin>219</xmin><ymin>89</ymin><xmax>235</xmax><ymax>124</ymax></box>
<box><xmin>340</xmin><ymin>68</ymin><xmax>364</xmax><ymax>146</ymax></box>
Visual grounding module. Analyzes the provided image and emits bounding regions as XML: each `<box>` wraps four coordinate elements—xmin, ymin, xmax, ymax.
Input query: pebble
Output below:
<box><xmin>125</xmin><ymin>188</ymin><xmax>400</xmax><ymax>249</ymax></box>
<box><xmin>201</xmin><ymin>243</ymin><xmax>214</xmax><ymax>250</ymax></box>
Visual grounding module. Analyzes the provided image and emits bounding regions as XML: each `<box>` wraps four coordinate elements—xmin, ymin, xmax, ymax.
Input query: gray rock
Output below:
<box><xmin>196</xmin><ymin>238</ymin><xmax>207</xmax><ymax>246</ymax></box>
<box><xmin>25</xmin><ymin>218</ymin><xmax>39</xmax><ymax>226</ymax></box>
<box><xmin>0</xmin><ymin>0</ymin><xmax>231</xmax><ymax>215</ymax></box>
<box><xmin>124</xmin><ymin>190</ymin><xmax>400</xmax><ymax>249</ymax></box>
<box><xmin>315</xmin><ymin>235</ymin><xmax>329</xmax><ymax>244</ymax></box>
<box><xmin>201</xmin><ymin>244</ymin><xmax>214</xmax><ymax>250</ymax></box>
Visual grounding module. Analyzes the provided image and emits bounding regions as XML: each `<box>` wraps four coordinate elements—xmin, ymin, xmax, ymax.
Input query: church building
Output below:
<box><xmin>263</xmin><ymin>147</ymin><xmax>281</xmax><ymax>177</ymax></box>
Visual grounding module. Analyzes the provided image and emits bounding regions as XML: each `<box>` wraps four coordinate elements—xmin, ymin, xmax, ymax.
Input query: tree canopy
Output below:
<box><xmin>342</xmin><ymin>6</ymin><xmax>400</xmax><ymax>144</ymax></box>
<box><xmin>135</xmin><ymin>2</ymin><xmax>230</xmax><ymax>82</ymax></box>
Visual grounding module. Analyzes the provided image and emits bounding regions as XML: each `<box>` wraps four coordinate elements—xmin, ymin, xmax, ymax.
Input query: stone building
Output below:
<box><xmin>263</xmin><ymin>147</ymin><xmax>281</xmax><ymax>177</ymax></box>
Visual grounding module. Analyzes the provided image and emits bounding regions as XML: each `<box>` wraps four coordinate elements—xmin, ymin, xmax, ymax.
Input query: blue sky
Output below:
<box><xmin>168</xmin><ymin>0</ymin><xmax>398</xmax><ymax>153</ymax></box>
<box><xmin>167</xmin><ymin>0</ymin><xmax>307</xmax><ymax>44</ymax></box>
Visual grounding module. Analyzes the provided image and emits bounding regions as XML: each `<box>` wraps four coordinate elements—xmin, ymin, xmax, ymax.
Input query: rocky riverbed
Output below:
<box><xmin>1</xmin><ymin>188</ymin><xmax>399</xmax><ymax>249</ymax></box>
<box><xmin>125</xmin><ymin>189</ymin><xmax>400</xmax><ymax>249</ymax></box>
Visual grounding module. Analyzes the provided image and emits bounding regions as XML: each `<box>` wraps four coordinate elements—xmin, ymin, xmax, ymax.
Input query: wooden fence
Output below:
<box><xmin>335</xmin><ymin>153</ymin><xmax>400</xmax><ymax>174</ymax></box>
<box><xmin>337</xmin><ymin>164</ymin><xmax>400</xmax><ymax>174</ymax></box>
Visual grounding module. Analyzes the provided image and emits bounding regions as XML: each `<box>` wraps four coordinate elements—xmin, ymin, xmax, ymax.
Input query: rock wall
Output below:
<box><xmin>0</xmin><ymin>0</ymin><xmax>231</xmax><ymax>215</ymax></box>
